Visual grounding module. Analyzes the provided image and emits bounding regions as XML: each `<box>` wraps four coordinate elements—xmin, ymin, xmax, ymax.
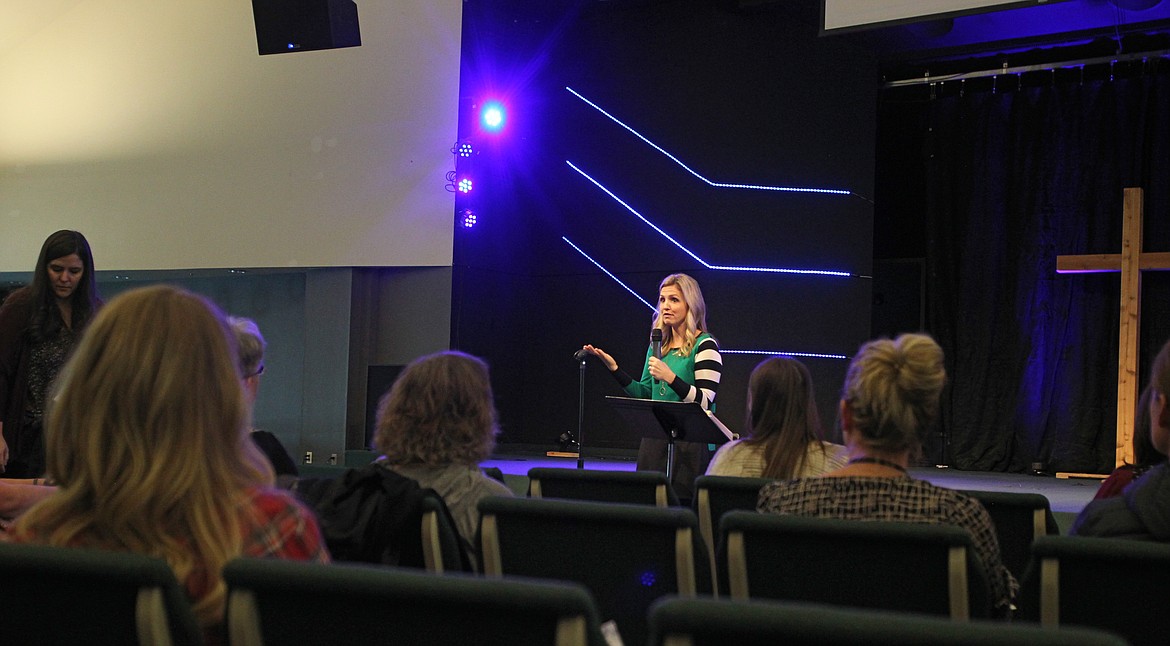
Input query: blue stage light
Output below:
<box><xmin>460</xmin><ymin>209</ymin><xmax>477</xmax><ymax>228</ymax></box>
<box><xmin>457</xmin><ymin>141</ymin><xmax>475</xmax><ymax>158</ymax></box>
<box><xmin>481</xmin><ymin>102</ymin><xmax>506</xmax><ymax>132</ymax></box>
<box><xmin>458</xmin><ymin>178</ymin><xmax>473</xmax><ymax>193</ymax></box>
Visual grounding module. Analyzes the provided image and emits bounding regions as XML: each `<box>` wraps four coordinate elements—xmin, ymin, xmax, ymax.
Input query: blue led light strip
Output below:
<box><xmin>566</xmin><ymin>86</ymin><xmax>851</xmax><ymax>196</ymax></box>
<box><xmin>563</xmin><ymin>237</ymin><xmax>848</xmax><ymax>360</ymax></box>
<box><xmin>567</xmin><ymin>161</ymin><xmax>853</xmax><ymax>277</ymax></box>
<box><xmin>561</xmin><ymin>237</ymin><xmax>656</xmax><ymax>311</ymax></box>
<box><xmin>721</xmin><ymin>349</ymin><xmax>848</xmax><ymax>360</ymax></box>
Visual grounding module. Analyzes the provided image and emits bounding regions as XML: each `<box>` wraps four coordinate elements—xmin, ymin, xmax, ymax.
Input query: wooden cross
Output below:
<box><xmin>1056</xmin><ymin>187</ymin><xmax>1170</xmax><ymax>471</ymax></box>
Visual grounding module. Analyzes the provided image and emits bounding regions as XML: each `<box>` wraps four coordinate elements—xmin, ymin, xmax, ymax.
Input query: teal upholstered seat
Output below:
<box><xmin>648</xmin><ymin>596</ymin><xmax>1127</xmax><ymax>646</ymax></box>
<box><xmin>527</xmin><ymin>467</ymin><xmax>679</xmax><ymax>507</ymax></box>
<box><xmin>224</xmin><ymin>558</ymin><xmax>603</xmax><ymax>646</ymax></box>
<box><xmin>720</xmin><ymin>511</ymin><xmax>992</xmax><ymax>619</ymax></box>
<box><xmin>479</xmin><ymin>496</ymin><xmax>707</xmax><ymax>646</ymax></box>
<box><xmin>0</xmin><ymin>541</ymin><xmax>202</xmax><ymax>646</ymax></box>
<box><xmin>1018</xmin><ymin>534</ymin><xmax>1170</xmax><ymax>646</ymax></box>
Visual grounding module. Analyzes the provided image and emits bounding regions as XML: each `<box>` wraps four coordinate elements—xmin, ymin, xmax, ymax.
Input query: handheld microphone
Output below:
<box><xmin>650</xmin><ymin>329</ymin><xmax>663</xmax><ymax>384</ymax></box>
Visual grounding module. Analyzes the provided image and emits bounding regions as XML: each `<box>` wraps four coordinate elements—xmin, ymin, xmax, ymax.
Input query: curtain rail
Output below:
<box><xmin>883</xmin><ymin>48</ymin><xmax>1170</xmax><ymax>88</ymax></box>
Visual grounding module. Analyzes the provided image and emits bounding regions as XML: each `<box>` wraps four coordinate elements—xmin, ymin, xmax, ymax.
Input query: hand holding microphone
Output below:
<box><xmin>650</xmin><ymin>329</ymin><xmax>663</xmax><ymax>384</ymax></box>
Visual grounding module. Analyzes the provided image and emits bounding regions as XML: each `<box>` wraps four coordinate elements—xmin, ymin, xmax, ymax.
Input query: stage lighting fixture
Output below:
<box><xmin>458</xmin><ymin>178</ymin><xmax>474</xmax><ymax>193</ymax></box>
<box><xmin>455</xmin><ymin>141</ymin><xmax>475</xmax><ymax>158</ymax></box>
<box><xmin>480</xmin><ymin>102</ymin><xmax>506</xmax><ymax>132</ymax></box>
<box><xmin>460</xmin><ymin>209</ymin><xmax>477</xmax><ymax>228</ymax></box>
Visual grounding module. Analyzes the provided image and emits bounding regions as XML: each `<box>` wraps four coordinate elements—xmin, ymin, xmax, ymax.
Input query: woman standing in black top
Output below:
<box><xmin>0</xmin><ymin>230</ymin><xmax>101</xmax><ymax>477</ymax></box>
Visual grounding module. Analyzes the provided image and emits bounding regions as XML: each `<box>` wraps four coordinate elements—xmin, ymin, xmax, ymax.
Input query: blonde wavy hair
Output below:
<box><xmin>841</xmin><ymin>333</ymin><xmax>946</xmax><ymax>453</ymax></box>
<box><xmin>374</xmin><ymin>351</ymin><xmax>499</xmax><ymax>467</ymax></box>
<box><xmin>13</xmin><ymin>285</ymin><xmax>273</xmax><ymax>626</ymax></box>
<box><xmin>652</xmin><ymin>273</ymin><xmax>709</xmax><ymax>358</ymax></box>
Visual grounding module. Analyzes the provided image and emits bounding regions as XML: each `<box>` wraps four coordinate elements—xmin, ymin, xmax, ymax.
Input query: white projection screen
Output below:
<box><xmin>0</xmin><ymin>1</ymin><xmax>461</xmax><ymax>271</ymax></box>
<box><xmin>823</xmin><ymin>0</ymin><xmax>1051</xmax><ymax>31</ymax></box>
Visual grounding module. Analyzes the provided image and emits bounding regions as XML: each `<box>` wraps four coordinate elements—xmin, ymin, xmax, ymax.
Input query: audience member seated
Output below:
<box><xmin>0</xmin><ymin>313</ymin><xmax>301</xmax><ymax>526</ymax></box>
<box><xmin>1091</xmin><ymin>384</ymin><xmax>1164</xmax><ymax>501</ymax></box>
<box><xmin>4</xmin><ymin>285</ymin><xmax>328</xmax><ymax>642</ymax></box>
<box><xmin>756</xmin><ymin>333</ymin><xmax>1017</xmax><ymax>616</ymax></box>
<box><xmin>705</xmin><ymin>356</ymin><xmax>847</xmax><ymax>479</ymax></box>
<box><xmin>227</xmin><ymin>315</ymin><xmax>300</xmax><ymax>487</ymax></box>
<box><xmin>1072</xmin><ymin>338</ymin><xmax>1170</xmax><ymax>538</ymax></box>
<box><xmin>372</xmin><ymin>350</ymin><xmax>513</xmax><ymax>568</ymax></box>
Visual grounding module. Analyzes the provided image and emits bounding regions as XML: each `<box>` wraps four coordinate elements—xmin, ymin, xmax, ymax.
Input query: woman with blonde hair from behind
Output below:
<box><xmin>757</xmin><ymin>333</ymin><xmax>1016</xmax><ymax>615</ymax></box>
<box><xmin>8</xmin><ymin>285</ymin><xmax>328</xmax><ymax>641</ymax></box>
<box><xmin>706</xmin><ymin>356</ymin><xmax>847</xmax><ymax>479</ymax></box>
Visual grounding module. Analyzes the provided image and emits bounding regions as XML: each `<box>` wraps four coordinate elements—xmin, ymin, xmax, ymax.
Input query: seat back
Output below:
<box><xmin>720</xmin><ymin>511</ymin><xmax>991</xmax><ymax>619</ymax></box>
<box><xmin>295</xmin><ymin>463</ymin><xmax>470</xmax><ymax>571</ymax></box>
<box><xmin>647</xmin><ymin>596</ymin><xmax>1128</xmax><ymax>646</ymax></box>
<box><xmin>692</xmin><ymin>475</ymin><xmax>773</xmax><ymax>594</ymax></box>
<box><xmin>1018</xmin><ymin>535</ymin><xmax>1170</xmax><ymax>646</ymax></box>
<box><xmin>224</xmin><ymin>558</ymin><xmax>604</xmax><ymax>646</ymax></box>
<box><xmin>960</xmin><ymin>489</ymin><xmax>1057</xmax><ymax>579</ymax></box>
<box><xmin>0</xmin><ymin>542</ymin><xmax>203</xmax><ymax>646</ymax></box>
<box><xmin>479</xmin><ymin>496</ymin><xmax>707</xmax><ymax>646</ymax></box>
<box><xmin>419</xmin><ymin>494</ymin><xmax>472</xmax><ymax>573</ymax></box>
<box><xmin>527</xmin><ymin>467</ymin><xmax>679</xmax><ymax>507</ymax></box>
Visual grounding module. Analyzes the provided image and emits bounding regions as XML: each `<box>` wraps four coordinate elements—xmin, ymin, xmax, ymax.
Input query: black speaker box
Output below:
<box><xmin>251</xmin><ymin>0</ymin><xmax>361</xmax><ymax>55</ymax></box>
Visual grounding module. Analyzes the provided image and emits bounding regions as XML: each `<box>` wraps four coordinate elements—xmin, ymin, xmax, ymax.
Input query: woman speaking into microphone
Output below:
<box><xmin>581</xmin><ymin>273</ymin><xmax>722</xmax><ymax>501</ymax></box>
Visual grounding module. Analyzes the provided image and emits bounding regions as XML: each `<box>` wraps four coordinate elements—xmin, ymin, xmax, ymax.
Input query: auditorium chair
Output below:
<box><xmin>223</xmin><ymin>558</ymin><xmax>604</xmax><ymax>646</ymax></box>
<box><xmin>0</xmin><ymin>542</ymin><xmax>203</xmax><ymax>646</ymax></box>
<box><xmin>719</xmin><ymin>511</ymin><xmax>992</xmax><ymax>619</ymax></box>
<box><xmin>691</xmin><ymin>474</ymin><xmax>773</xmax><ymax>593</ymax></box>
<box><xmin>478</xmin><ymin>496</ymin><xmax>708</xmax><ymax>646</ymax></box>
<box><xmin>646</xmin><ymin>596</ymin><xmax>1128</xmax><ymax>646</ymax></box>
<box><xmin>295</xmin><ymin>464</ymin><xmax>470</xmax><ymax>571</ymax></box>
<box><xmin>960</xmin><ymin>489</ymin><xmax>1058</xmax><ymax>579</ymax></box>
<box><xmin>527</xmin><ymin>467</ymin><xmax>680</xmax><ymax>507</ymax></box>
<box><xmin>1018</xmin><ymin>535</ymin><xmax>1170</xmax><ymax>646</ymax></box>
<box><xmin>418</xmin><ymin>494</ymin><xmax>470</xmax><ymax>573</ymax></box>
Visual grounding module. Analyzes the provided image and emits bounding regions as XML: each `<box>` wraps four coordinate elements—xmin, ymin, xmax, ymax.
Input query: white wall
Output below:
<box><xmin>0</xmin><ymin>0</ymin><xmax>461</xmax><ymax>271</ymax></box>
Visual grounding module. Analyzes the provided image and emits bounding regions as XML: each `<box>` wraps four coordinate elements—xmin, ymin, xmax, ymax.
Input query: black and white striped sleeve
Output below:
<box><xmin>668</xmin><ymin>336</ymin><xmax>722</xmax><ymax>410</ymax></box>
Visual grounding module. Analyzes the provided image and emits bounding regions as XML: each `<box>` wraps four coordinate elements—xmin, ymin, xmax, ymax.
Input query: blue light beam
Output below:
<box><xmin>561</xmin><ymin>237</ymin><xmax>656</xmax><ymax>311</ymax></box>
<box><xmin>566</xmin><ymin>86</ymin><xmax>852</xmax><ymax>196</ymax></box>
<box><xmin>566</xmin><ymin>161</ymin><xmax>854</xmax><ymax>277</ymax></box>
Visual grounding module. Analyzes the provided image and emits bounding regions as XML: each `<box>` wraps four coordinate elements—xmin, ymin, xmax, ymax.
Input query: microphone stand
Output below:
<box><xmin>576</xmin><ymin>352</ymin><xmax>587</xmax><ymax>469</ymax></box>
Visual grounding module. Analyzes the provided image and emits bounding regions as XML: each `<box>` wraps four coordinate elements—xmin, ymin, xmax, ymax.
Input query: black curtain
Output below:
<box><xmin>884</xmin><ymin>64</ymin><xmax>1170</xmax><ymax>473</ymax></box>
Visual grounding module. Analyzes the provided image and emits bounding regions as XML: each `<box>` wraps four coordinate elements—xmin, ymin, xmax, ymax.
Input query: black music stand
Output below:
<box><xmin>606</xmin><ymin>396</ymin><xmax>733</xmax><ymax>482</ymax></box>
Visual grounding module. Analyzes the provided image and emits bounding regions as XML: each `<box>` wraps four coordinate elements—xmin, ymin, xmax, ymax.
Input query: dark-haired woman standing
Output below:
<box><xmin>0</xmin><ymin>230</ymin><xmax>101</xmax><ymax>477</ymax></box>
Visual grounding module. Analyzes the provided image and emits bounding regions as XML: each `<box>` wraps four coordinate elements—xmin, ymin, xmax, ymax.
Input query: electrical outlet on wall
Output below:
<box><xmin>329</xmin><ymin>453</ymin><xmax>338</xmax><ymax>465</ymax></box>
<box><xmin>304</xmin><ymin>451</ymin><xmax>313</xmax><ymax>464</ymax></box>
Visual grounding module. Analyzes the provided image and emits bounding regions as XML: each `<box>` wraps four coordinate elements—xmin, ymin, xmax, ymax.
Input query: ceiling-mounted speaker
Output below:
<box><xmin>251</xmin><ymin>0</ymin><xmax>361</xmax><ymax>55</ymax></box>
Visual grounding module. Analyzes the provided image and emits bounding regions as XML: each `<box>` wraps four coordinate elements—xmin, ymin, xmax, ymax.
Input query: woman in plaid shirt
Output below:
<box><xmin>758</xmin><ymin>333</ymin><xmax>1017</xmax><ymax>615</ymax></box>
<box><xmin>7</xmin><ymin>285</ymin><xmax>328</xmax><ymax>640</ymax></box>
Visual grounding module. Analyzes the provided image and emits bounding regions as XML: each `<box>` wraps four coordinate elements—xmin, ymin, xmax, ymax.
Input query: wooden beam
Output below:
<box><xmin>1115</xmin><ymin>187</ymin><xmax>1143</xmax><ymax>468</ymax></box>
<box><xmin>1057</xmin><ymin>251</ymin><xmax>1170</xmax><ymax>273</ymax></box>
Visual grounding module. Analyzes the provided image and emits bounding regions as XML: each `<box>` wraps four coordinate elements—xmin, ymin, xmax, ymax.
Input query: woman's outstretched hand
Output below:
<box><xmin>580</xmin><ymin>345</ymin><xmax>618</xmax><ymax>371</ymax></box>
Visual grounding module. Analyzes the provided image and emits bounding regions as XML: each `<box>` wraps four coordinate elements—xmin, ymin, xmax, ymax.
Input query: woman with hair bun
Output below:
<box><xmin>757</xmin><ymin>333</ymin><xmax>1016</xmax><ymax>615</ymax></box>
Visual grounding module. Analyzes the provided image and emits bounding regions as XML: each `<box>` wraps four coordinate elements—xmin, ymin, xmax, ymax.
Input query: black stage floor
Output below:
<box><xmin>482</xmin><ymin>453</ymin><xmax>1104</xmax><ymax>533</ymax></box>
